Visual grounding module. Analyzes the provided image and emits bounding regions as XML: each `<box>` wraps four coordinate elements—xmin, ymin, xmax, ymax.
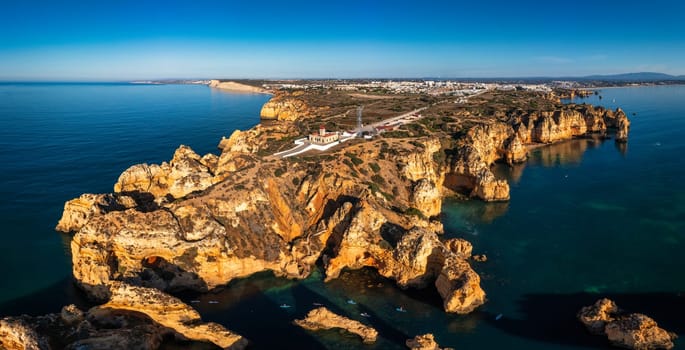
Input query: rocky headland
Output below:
<box><xmin>208</xmin><ymin>80</ymin><xmax>269</xmax><ymax>94</ymax></box>
<box><xmin>1</xmin><ymin>87</ymin><xmax>631</xmax><ymax>348</ymax></box>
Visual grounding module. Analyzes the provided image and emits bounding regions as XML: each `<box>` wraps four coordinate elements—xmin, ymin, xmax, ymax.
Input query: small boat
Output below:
<box><xmin>360</xmin><ymin>312</ymin><xmax>371</xmax><ymax>318</ymax></box>
<box><xmin>190</xmin><ymin>300</ymin><xmax>201</xmax><ymax>303</ymax></box>
<box><xmin>208</xmin><ymin>300</ymin><xmax>219</xmax><ymax>304</ymax></box>
<box><xmin>347</xmin><ymin>299</ymin><xmax>357</xmax><ymax>305</ymax></box>
<box><xmin>495</xmin><ymin>313</ymin><xmax>503</xmax><ymax>321</ymax></box>
<box><xmin>395</xmin><ymin>306</ymin><xmax>407</xmax><ymax>313</ymax></box>
<box><xmin>313</xmin><ymin>302</ymin><xmax>324</xmax><ymax>306</ymax></box>
<box><xmin>279</xmin><ymin>304</ymin><xmax>292</xmax><ymax>309</ymax></box>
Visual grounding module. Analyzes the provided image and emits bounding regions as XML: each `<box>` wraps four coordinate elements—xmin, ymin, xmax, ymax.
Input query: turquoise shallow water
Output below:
<box><xmin>0</xmin><ymin>84</ymin><xmax>683</xmax><ymax>349</ymax></box>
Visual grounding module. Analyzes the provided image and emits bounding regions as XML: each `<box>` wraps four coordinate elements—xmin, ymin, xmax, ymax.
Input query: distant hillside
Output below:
<box><xmin>581</xmin><ymin>72</ymin><xmax>685</xmax><ymax>81</ymax></box>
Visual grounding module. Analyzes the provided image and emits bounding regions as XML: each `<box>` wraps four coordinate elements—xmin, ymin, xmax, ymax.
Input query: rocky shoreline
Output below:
<box><xmin>1</xmin><ymin>88</ymin><xmax>635</xmax><ymax>349</ymax></box>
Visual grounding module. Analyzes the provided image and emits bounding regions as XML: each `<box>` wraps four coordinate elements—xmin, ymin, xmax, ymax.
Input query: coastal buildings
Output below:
<box><xmin>309</xmin><ymin>125</ymin><xmax>339</xmax><ymax>145</ymax></box>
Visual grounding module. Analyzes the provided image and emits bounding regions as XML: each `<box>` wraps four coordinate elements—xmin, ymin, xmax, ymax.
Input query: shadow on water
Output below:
<box><xmin>181</xmin><ymin>271</ymin><xmax>329</xmax><ymax>350</ymax></box>
<box><xmin>484</xmin><ymin>292</ymin><xmax>685</xmax><ymax>348</ymax></box>
<box><xmin>0</xmin><ymin>277</ymin><xmax>92</xmax><ymax>316</ymax></box>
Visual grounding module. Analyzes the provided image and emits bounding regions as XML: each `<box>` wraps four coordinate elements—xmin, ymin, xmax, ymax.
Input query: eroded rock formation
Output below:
<box><xmin>578</xmin><ymin>298</ymin><xmax>677</xmax><ymax>349</ymax></box>
<box><xmin>114</xmin><ymin>145</ymin><xmax>216</xmax><ymax>200</ymax></box>
<box><xmin>294</xmin><ymin>307</ymin><xmax>378</xmax><ymax>344</ymax></box>
<box><xmin>60</xmin><ymin>131</ymin><xmax>485</xmax><ymax>314</ymax></box>
<box><xmin>406</xmin><ymin>333</ymin><xmax>451</xmax><ymax>350</ymax></box>
<box><xmin>101</xmin><ymin>282</ymin><xmax>247</xmax><ymax>349</ymax></box>
<box><xmin>260</xmin><ymin>92</ymin><xmax>310</xmax><ymax>121</ymax></box>
<box><xmin>0</xmin><ymin>282</ymin><xmax>246</xmax><ymax>350</ymax></box>
<box><xmin>446</xmin><ymin>105</ymin><xmax>630</xmax><ymax>201</ymax></box>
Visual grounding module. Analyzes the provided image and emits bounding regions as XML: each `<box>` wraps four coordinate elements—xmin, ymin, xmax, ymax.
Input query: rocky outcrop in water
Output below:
<box><xmin>406</xmin><ymin>333</ymin><xmax>451</xmax><ymax>350</ymax></box>
<box><xmin>325</xmin><ymin>223</ymin><xmax>486</xmax><ymax>314</ymax></box>
<box><xmin>60</xmin><ymin>132</ymin><xmax>485</xmax><ymax>314</ymax></box>
<box><xmin>0</xmin><ymin>282</ymin><xmax>246</xmax><ymax>350</ymax></box>
<box><xmin>294</xmin><ymin>307</ymin><xmax>378</xmax><ymax>344</ymax></box>
<box><xmin>101</xmin><ymin>282</ymin><xmax>247</xmax><ymax>349</ymax></box>
<box><xmin>578</xmin><ymin>298</ymin><xmax>677</xmax><ymax>349</ymax></box>
<box><xmin>446</xmin><ymin>105</ymin><xmax>630</xmax><ymax>201</ymax></box>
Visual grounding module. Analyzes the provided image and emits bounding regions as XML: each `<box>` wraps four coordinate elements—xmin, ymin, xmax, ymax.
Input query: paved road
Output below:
<box><xmin>352</xmin><ymin>106</ymin><xmax>428</xmax><ymax>134</ymax></box>
<box><xmin>274</xmin><ymin>142</ymin><xmax>310</xmax><ymax>158</ymax></box>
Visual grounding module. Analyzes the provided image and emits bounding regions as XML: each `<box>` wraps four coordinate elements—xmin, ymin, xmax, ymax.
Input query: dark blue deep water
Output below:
<box><xmin>0</xmin><ymin>84</ymin><xmax>683</xmax><ymax>349</ymax></box>
<box><xmin>0</xmin><ymin>83</ymin><xmax>269</xmax><ymax>311</ymax></box>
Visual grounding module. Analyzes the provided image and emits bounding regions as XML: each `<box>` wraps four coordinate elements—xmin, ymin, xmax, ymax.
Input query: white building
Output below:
<box><xmin>309</xmin><ymin>125</ymin><xmax>339</xmax><ymax>145</ymax></box>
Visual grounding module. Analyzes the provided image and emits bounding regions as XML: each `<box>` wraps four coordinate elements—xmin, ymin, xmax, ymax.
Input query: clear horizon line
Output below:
<box><xmin>2</xmin><ymin>71</ymin><xmax>684</xmax><ymax>83</ymax></box>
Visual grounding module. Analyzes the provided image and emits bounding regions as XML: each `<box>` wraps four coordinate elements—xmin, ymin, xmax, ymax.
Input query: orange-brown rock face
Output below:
<box><xmin>578</xmin><ymin>299</ymin><xmax>677</xmax><ymax>350</ymax></box>
<box><xmin>0</xmin><ymin>317</ymin><xmax>48</xmax><ymax>350</ymax></box>
<box><xmin>55</xmin><ymin>193</ymin><xmax>137</xmax><ymax>233</ymax></box>
<box><xmin>447</xmin><ymin>105</ymin><xmax>630</xmax><ymax>201</ymax></box>
<box><xmin>100</xmin><ymin>282</ymin><xmax>247</xmax><ymax>349</ymax></box>
<box><xmin>60</xmin><ymin>127</ymin><xmax>484</xmax><ymax>316</ymax></box>
<box><xmin>294</xmin><ymin>307</ymin><xmax>378</xmax><ymax>344</ymax></box>
<box><xmin>325</xmin><ymin>212</ymin><xmax>486</xmax><ymax>314</ymax></box>
<box><xmin>0</xmin><ymin>283</ymin><xmax>246</xmax><ymax>350</ymax></box>
<box><xmin>113</xmin><ymin>145</ymin><xmax>216</xmax><ymax>199</ymax></box>
<box><xmin>406</xmin><ymin>333</ymin><xmax>451</xmax><ymax>350</ymax></box>
<box><xmin>260</xmin><ymin>93</ymin><xmax>310</xmax><ymax>121</ymax></box>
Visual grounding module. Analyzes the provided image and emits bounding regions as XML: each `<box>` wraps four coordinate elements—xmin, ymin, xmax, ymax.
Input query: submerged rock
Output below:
<box><xmin>294</xmin><ymin>307</ymin><xmax>378</xmax><ymax>344</ymax></box>
<box><xmin>578</xmin><ymin>298</ymin><xmax>677</xmax><ymax>349</ymax></box>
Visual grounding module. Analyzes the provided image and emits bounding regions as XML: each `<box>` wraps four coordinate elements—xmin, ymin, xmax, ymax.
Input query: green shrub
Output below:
<box><xmin>274</xmin><ymin>167</ymin><xmax>285</xmax><ymax>177</ymax></box>
<box><xmin>405</xmin><ymin>207</ymin><xmax>425</xmax><ymax>219</ymax></box>
<box><xmin>369</xmin><ymin>162</ymin><xmax>381</xmax><ymax>173</ymax></box>
<box><xmin>344</xmin><ymin>152</ymin><xmax>364</xmax><ymax>165</ymax></box>
<box><xmin>371</xmin><ymin>174</ymin><xmax>385</xmax><ymax>185</ymax></box>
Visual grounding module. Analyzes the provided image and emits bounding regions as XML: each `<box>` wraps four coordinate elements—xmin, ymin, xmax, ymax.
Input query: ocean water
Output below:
<box><xmin>0</xmin><ymin>83</ymin><xmax>270</xmax><ymax>313</ymax></box>
<box><xmin>1</xmin><ymin>84</ymin><xmax>683</xmax><ymax>349</ymax></box>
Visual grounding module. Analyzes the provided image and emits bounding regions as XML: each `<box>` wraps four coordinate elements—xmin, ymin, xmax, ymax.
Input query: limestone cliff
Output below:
<box><xmin>446</xmin><ymin>105</ymin><xmax>630</xmax><ymax>201</ymax></box>
<box><xmin>114</xmin><ymin>145</ymin><xmax>217</xmax><ymax>199</ymax></box>
<box><xmin>0</xmin><ymin>282</ymin><xmax>246</xmax><ymax>350</ymax></box>
<box><xmin>59</xmin><ymin>131</ymin><xmax>484</xmax><ymax>315</ymax></box>
<box><xmin>208</xmin><ymin>80</ymin><xmax>268</xmax><ymax>94</ymax></box>
<box><xmin>260</xmin><ymin>92</ymin><xmax>311</xmax><ymax>121</ymax></box>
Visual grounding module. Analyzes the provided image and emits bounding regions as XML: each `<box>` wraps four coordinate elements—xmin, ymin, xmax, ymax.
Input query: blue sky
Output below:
<box><xmin>1</xmin><ymin>0</ymin><xmax>683</xmax><ymax>80</ymax></box>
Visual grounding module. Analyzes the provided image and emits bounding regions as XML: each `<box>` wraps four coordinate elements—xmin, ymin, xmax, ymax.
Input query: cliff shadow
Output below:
<box><xmin>118</xmin><ymin>190</ymin><xmax>161</xmax><ymax>212</ymax></box>
<box><xmin>290</xmin><ymin>283</ymin><xmax>412</xmax><ymax>346</ymax></box>
<box><xmin>0</xmin><ymin>277</ymin><xmax>93</xmax><ymax>316</ymax></box>
<box><xmin>118</xmin><ymin>255</ymin><xmax>209</xmax><ymax>295</ymax></box>
<box><xmin>482</xmin><ymin>291</ymin><xmax>685</xmax><ymax>348</ymax></box>
<box><xmin>187</xmin><ymin>272</ymin><xmax>330</xmax><ymax>349</ymax></box>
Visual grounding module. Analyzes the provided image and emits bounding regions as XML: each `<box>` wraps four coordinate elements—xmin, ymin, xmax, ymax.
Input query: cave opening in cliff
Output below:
<box><xmin>142</xmin><ymin>256</ymin><xmax>162</xmax><ymax>268</ymax></box>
